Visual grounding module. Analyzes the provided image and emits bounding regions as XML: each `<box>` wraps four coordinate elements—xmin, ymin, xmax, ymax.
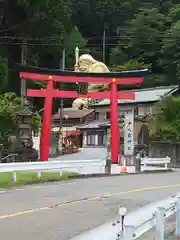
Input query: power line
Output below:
<box><xmin>0</xmin><ymin>32</ymin><xmax>178</xmax><ymax>42</ymax></box>
<box><xmin>0</xmin><ymin>40</ymin><xmax>179</xmax><ymax>47</ymax></box>
<box><xmin>0</xmin><ymin>42</ymin><xmax>177</xmax><ymax>56</ymax></box>
<box><xmin>0</xmin><ymin>32</ymin><xmax>177</xmax><ymax>39</ymax></box>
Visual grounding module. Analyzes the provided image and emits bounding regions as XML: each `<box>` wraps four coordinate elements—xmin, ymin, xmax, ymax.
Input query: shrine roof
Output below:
<box><xmin>76</xmin><ymin>117</ymin><xmax>144</xmax><ymax>130</ymax></box>
<box><xmin>14</xmin><ymin>63</ymin><xmax>149</xmax><ymax>78</ymax></box>
<box><xmin>76</xmin><ymin>120</ymin><xmax>109</xmax><ymax>129</ymax></box>
<box><xmin>53</xmin><ymin>108</ymin><xmax>94</xmax><ymax>119</ymax></box>
<box><xmin>92</xmin><ymin>85</ymin><xmax>179</xmax><ymax>106</ymax></box>
<box><xmin>101</xmin><ymin>116</ymin><xmax>148</xmax><ymax>127</ymax></box>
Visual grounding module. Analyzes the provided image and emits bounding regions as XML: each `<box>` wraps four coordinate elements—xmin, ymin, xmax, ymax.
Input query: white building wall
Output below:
<box><xmin>94</xmin><ymin>105</ymin><xmax>135</xmax><ymax>120</ymax></box>
<box><xmin>83</xmin><ymin>132</ymin><xmax>87</xmax><ymax>147</ymax></box>
<box><xmin>94</xmin><ymin>103</ymin><xmax>154</xmax><ymax>119</ymax></box>
<box><xmin>95</xmin><ymin>134</ymin><xmax>98</xmax><ymax>145</ymax></box>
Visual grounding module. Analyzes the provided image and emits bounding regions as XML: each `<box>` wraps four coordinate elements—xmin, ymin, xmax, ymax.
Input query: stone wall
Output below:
<box><xmin>149</xmin><ymin>141</ymin><xmax>180</xmax><ymax>165</ymax></box>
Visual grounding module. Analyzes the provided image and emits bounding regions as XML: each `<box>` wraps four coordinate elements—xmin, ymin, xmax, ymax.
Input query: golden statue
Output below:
<box><xmin>72</xmin><ymin>47</ymin><xmax>110</xmax><ymax>109</ymax></box>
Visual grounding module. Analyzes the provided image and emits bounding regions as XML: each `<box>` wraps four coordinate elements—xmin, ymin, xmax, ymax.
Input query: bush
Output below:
<box><xmin>0</xmin><ymin>92</ymin><xmax>20</xmax><ymax>148</ymax></box>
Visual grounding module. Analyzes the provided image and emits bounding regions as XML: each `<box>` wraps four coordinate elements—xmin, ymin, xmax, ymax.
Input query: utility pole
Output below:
<box><xmin>102</xmin><ymin>29</ymin><xmax>106</xmax><ymax>63</ymax></box>
<box><xmin>61</xmin><ymin>48</ymin><xmax>66</xmax><ymax>70</ymax></box>
<box><xmin>20</xmin><ymin>38</ymin><xmax>27</xmax><ymax>108</ymax></box>
<box><xmin>59</xmin><ymin>49</ymin><xmax>65</xmax><ymax>130</ymax></box>
<box><xmin>74</xmin><ymin>46</ymin><xmax>79</xmax><ymax>71</ymax></box>
<box><xmin>58</xmin><ymin>48</ymin><xmax>66</xmax><ymax>154</ymax></box>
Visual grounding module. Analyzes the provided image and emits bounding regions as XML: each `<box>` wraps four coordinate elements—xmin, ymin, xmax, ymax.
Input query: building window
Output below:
<box><xmin>106</xmin><ymin>111</ymin><xmax>110</xmax><ymax>120</ymax></box>
<box><xmin>98</xmin><ymin>132</ymin><xmax>106</xmax><ymax>146</ymax></box>
<box><xmin>87</xmin><ymin>132</ymin><xmax>95</xmax><ymax>145</ymax></box>
<box><xmin>95</xmin><ymin>112</ymin><xmax>99</xmax><ymax>120</ymax></box>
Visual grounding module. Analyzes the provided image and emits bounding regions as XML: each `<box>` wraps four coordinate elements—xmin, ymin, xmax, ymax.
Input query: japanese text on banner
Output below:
<box><xmin>124</xmin><ymin>110</ymin><xmax>134</xmax><ymax>155</ymax></box>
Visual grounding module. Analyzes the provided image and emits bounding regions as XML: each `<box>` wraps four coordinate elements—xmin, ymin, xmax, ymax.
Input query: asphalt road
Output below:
<box><xmin>1</xmin><ymin>171</ymin><xmax>180</xmax><ymax>240</ymax></box>
<box><xmin>49</xmin><ymin>148</ymin><xmax>107</xmax><ymax>161</ymax></box>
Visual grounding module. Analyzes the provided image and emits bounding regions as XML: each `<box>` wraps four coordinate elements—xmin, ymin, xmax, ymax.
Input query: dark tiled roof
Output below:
<box><xmin>100</xmin><ymin>115</ymin><xmax>148</xmax><ymax>127</ymax></box>
<box><xmin>53</xmin><ymin>108</ymin><xmax>94</xmax><ymax>120</ymax></box>
<box><xmin>77</xmin><ymin>120</ymin><xmax>110</xmax><ymax>129</ymax></box>
<box><xmin>77</xmin><ymin>115</ymin><xmax>148</xmax><ymax>129</ymax></box>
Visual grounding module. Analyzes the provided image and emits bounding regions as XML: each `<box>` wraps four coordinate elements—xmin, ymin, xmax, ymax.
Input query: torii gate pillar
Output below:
<box><xmin>110</xmin><ymin>79</ymin><xmax>120</xmax><ymax>162</ymax></box>
<box><xmin>40</xmin><ymin>78</ymin><xmax>53</xmax><ymax>161</ymax></box>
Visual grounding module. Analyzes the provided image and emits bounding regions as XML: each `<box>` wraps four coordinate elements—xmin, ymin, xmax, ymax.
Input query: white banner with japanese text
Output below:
<box><xmin>124</xmin><ymin>110</ymin><xmax>134</xmax><ymax>155</ymax></box>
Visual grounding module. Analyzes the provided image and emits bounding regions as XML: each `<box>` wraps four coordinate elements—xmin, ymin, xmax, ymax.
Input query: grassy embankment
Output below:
<box><xmin>0</xmin><ymin>171</ymin><xmax>78</xmax><ymax>189</ymax></box>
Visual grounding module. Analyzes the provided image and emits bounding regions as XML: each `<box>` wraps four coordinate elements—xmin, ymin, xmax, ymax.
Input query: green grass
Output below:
<box><xmin>0</xmin><ymin>171</ymin><xmax>78</xmax><ymax>189</ymax></box>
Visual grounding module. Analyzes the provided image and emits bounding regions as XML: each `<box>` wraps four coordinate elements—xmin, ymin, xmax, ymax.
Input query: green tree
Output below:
<box><xmin>0</xmin><ymin>0</ymin><xmax>74</xmax><ymax>95</ymax></box>
<box><xmin>65</xmin><ymin>26</ymin><xmax>88</xmax><ymax>69</ymax></box>
<box><xmin>128</xmin><ymin>9</ymin><xmax>169</xmax><ymax>62</ymax></box>
<box><xmin>0</xmin><ymin>56</ymin><xmax>8</xmax><ymax>92</ymax></box>
<box><xmin>160</xmin><ymin>4</ymin><xmax>180</xmax><ymax>83</ymax></box>
<box><xmin>168</xmin><ymin>4</ymin><xmax>180</xmax><ymax>22</ymax></box>
<box><xmin>72</xmin><ymin>0</ymin><xmax>140</xmax><ymax>36</ymax></box>
<box><xmin>151</xmin><ymin>96</ymin><xmax>180</xmax><ymax>141</ymax></box>
<box><xmin>109</xmin><ymin>46</ymin><xmax>127</xmax><ymax>66</ymax></box>
<box><xmin>161</xmin><ymin>21</ymin><xmax>180</xmax><ymax>83</ymax></box>
<box><xmin>111</xmin><ymin>59</ymin><xmax>151</xmax><ymax>72</ymax></box>
<box><xmin>110</xmin><ymin>59</ymin><xmax>154</xmax><ymax>88</ymax></box>
<box><xmin>0</xmin><ymin>93</ymin><xmax>20</xmax><ymax>148</ymax></box>
<box><xmin>3</xmin><ymin>0</ymin><xmax>180</xmax><ymax>100</ymax></box>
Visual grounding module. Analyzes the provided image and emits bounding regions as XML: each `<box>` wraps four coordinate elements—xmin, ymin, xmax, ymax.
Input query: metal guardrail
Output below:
<box><xmin>71</xmin><ymin>193</ymin><xmax>180</xmax><ymax>240</ymax></box>
<box><xmin>0</xmin><ymin>159</ymin><xmax>106</xmax><ymax>182</ymax></box>
<box><xmin>122</xmin><ymin>194</ymin><xmax>179</xmax><ymax>240</ymax></box>
<box><xmin>140</xmin><ymin>156</ymin><xmax>171</xmax><ymax>171</ymax></box>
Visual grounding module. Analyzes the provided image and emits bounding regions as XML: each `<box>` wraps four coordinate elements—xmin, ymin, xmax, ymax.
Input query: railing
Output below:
<box><xmin>141</xmin><ymin>156</ymin><xmax>171</xmax><ymax>171</ymax></box>
<box><xmin>71</xmin><ymin>193</ymin><xmax>180</xmax><ymax>240</ymax></box>
<box><xmin>121</xmin><ymin>194</ymin><xmax>180</xmax><ymax>240</ymax></box>
<box><xmin>0</xmin><ymin>159</ymin><xmax>106</xmax><ymax>182</ymax></box>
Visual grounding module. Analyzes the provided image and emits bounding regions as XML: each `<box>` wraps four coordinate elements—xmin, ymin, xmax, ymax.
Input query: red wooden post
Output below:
<box><xmin>110</xmin><ymin>79</ymin><xmax>120</xmax><ymax>163</ymax></box>
<box><xmin>40</xmin><ymin>76</ymin><xmax>53</xmax><ymax>161</ymax></box>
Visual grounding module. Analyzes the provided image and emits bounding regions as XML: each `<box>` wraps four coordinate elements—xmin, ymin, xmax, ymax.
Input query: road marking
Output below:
<box><xmin>15</xmin><ymin>188</ymin><xmax>25</xmax><ymax>191</ymax></box>
<box><xmin>0</xmin><ymin>191</ymin><xmax>6</xmax><ymax>194</ymax></box>
<box><xmin>0</xmin><ymin>183</ymin><xmax>180</xmax><ymax>220</ymax></box>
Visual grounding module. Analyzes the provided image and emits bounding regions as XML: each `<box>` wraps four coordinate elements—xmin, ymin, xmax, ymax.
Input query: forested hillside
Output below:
<box><xmin>1</xmin><ymin>0</ymin><xmax>180</xmax><ymax>94</ymax></box>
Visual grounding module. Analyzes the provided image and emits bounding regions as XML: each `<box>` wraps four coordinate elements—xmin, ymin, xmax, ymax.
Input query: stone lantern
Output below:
<box><xmin>17</xmin><ymin>100</ymin><xmax>33</xmax><ymax>146</ymax></box>
<box><xmin>15</xmin><ymin>100</ymin><xmax>38</xmax><ymax>161</ymax></box>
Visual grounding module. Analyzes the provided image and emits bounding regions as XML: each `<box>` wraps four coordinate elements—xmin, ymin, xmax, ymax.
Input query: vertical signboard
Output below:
<box><xmin>124</xmin><ymin>110</ymin><xmax>134</xmax><ymax>156</ymax></box>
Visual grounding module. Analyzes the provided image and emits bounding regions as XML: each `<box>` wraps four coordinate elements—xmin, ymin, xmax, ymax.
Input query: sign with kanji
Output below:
<box><xmin>124</xmin><ymin>110</ymin><xmax>134</xmax><ymax>155</ymax></box>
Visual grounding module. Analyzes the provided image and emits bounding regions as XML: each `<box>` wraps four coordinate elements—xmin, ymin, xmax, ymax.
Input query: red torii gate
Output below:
<box><xmin>17</xmin><ymin>65</ymin><xmax>147</xmax><ymax>163</ymax></box>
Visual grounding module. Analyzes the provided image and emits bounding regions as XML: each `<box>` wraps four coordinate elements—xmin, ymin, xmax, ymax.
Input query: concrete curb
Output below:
<box><xmin>0</xmin><ymin>169</ymin><xmax>173</xmax><ymax>191</ymax></box>
<box><xmin>142</xmin><ymin>168</ymin><xmax>173</xmax><ymax>173</ymax></box>
<box><xmin>67</xmin><ymin>168</ymin><xmax>173</xmax><ymax>180</ymax></box>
